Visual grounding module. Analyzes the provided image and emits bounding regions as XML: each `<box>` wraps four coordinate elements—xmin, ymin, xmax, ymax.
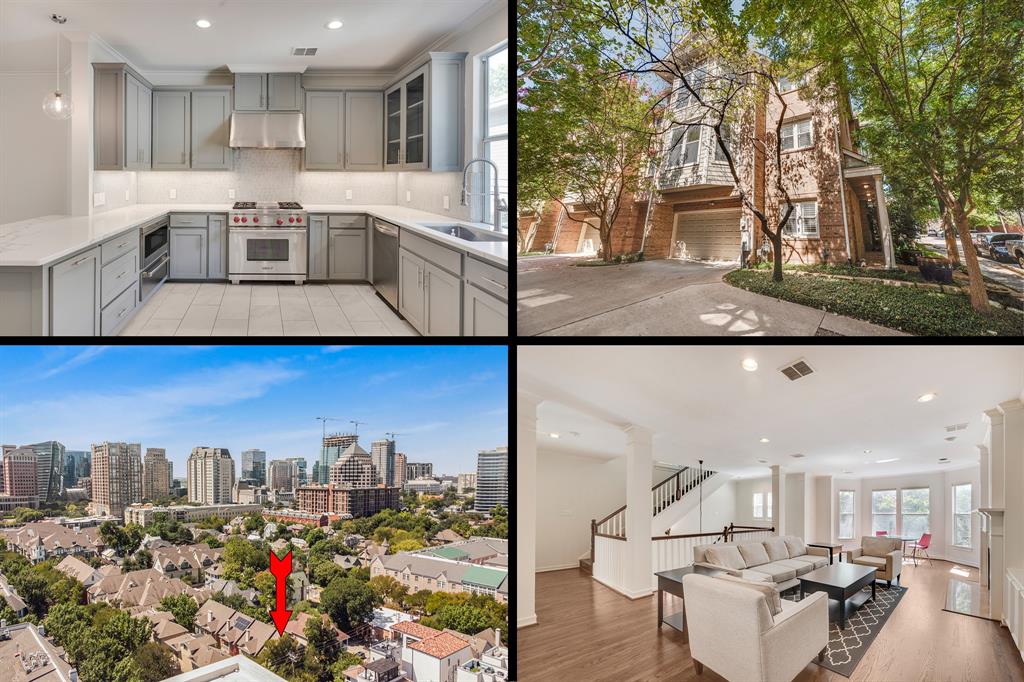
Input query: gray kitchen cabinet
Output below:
<box><xmin>345</xmin><ymin>91</ymin><xmax>383</xmax><ymax>170</ymax></box>
<box><xmin>384</xmin><ymin>52</ymin><xmax>466</xmax><ymax>171</ymax></box>
<box><xmin>308</xmin><ymin>215</ymin><xmax>329</xmax><ymax>280</ymax></box>
<box><xmin>423</xmin><ymin>261</ymin><xmax>461</xmax><ymax>335</ymax></box>
<box><xmin>50</xmin><ymin>247</ymin><xmax>101</xmax><ymax>336</ymax></box>
<box><xmin>304</xmin><ymin>91</ymin><xmax>344</xmax><ymax>170</ymax></box>
<box><xmin>234</xmin><ymin>73</ymin><xmax>266</xmax><ymax>111</ymax></box>
<box><xmin>169</xmin><ymin>227</ymin><xmax>208</xmax><ymax>279</ymax></box>
<box><xmin>207</xmin><ymin>214</ymin><xmax>227</xmax><ymax>279</ymax></box>
<box><xmin>93</xmin><ymin>63</ymin><xmax>153</xmax><ymax>170</ymax></box>
<box><xmin>328</xmin><ymin>228</ymin><xmax>366</xmax><ymax>280</ymax></box>
<box><xmin>191</xmin><ymin>90</ymin><xmax>233</xmax><ymax>170</ymax></box>
<box><xmin>464</xmin><ymin>285</ymin><xmax>507</xmax><ymax>336</ymax></box>
<box><xmin>100</xmin><ymin>248</ymin><xmax>138</xmax><ymax>308</ymax></box>
<box><xmin>152</xmin><ymin>90</ymin><xmax>191</xmax><ymax>169</ymax></box>
<box><xmin>268</xmin><ymin>73</ymin><xmax>302</xmax><ymax>111</ymax></box>
<box><xmin>398</xmin><ymin>247</ymin><xmax>427</xmax><ymax>331</ymax></box>
<box><xmin>101</xmin><ymin>282</ymin><xmax>139</xmax><ymax>336</ymax></box>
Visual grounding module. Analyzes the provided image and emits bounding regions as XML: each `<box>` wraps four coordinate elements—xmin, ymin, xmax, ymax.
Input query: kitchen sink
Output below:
<box><xmin>416</xmin><ymin>222</ymin><xmax>508</xmax><ymax>242</ymax></box>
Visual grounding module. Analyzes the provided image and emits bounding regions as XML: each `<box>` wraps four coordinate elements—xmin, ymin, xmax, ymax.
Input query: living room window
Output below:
<box><xmin>838</xmin><ymin>490</ymin><xmax>855</xmax><ymax>539</ymax></box>
<box><xmin>666</xmin><ymin>126</ymin><xmax>701</xmax><ymax>168</ymax></box>
<box><xmin>952</xmin><ymin>483</ymin><xmax>972</xmax><ymax>548</ymax></box>
<box><xmin>766</xmin><ymin>492</ymin><xmax>773</xmax><ymax>519</ymax></box>
<box><xmin>753</xmin><ymin>492</ymin><xmax>764</xmax><ymax>519</ymax></box>
<box><xmin>782</xmin><ymin>201</ymin><xmax>819</xmax><ymax>237</ymax></box>
<box><xmin>900</xmin><ymin>487</ymin><xmax>930</xmax><ymax>538</ymax></box>
<box><xmin>781</xmin><ymin>119</ymin><xmax>813</xmax><ymax>150</ymax></box>
<box><xmin>871</xmin><ymin>489</ymin><xmax>897</xmax><ymax>535</ymax></box>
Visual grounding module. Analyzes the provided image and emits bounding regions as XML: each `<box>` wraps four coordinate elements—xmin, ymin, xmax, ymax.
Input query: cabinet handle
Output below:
<box><xmin>118</xmin><ymin>306</ymin><xmax>130</xmax><ymax>318</ymax></box>
<box><xmin>71</xmin><ymin>255</ymin><xmax>91</xmax><ymax>267</ymax></box>
<box><xmin>345</xmin><ymin>153</ymin><xmax>350</xmax><ymax>166</ymax></box>
<box><xmin>480</xmin><ymin>276</ymin><xmax>506</xmax><ymax>290</ymax></box>
<box><xmin>117</xmin><ymin>270</ymin><xmax>128</xmax><ymax>280</ymax></box>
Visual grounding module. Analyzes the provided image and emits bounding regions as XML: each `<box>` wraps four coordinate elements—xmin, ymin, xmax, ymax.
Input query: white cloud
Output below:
<box><xmin>321</xmin><ymin>346</ymin><xmax>353</xmax><ymax>354</ymax></box>
<box><xmin>41</xmin><ymin>346</ymin><xmax>112</xmax><ymax>378</ymax></box>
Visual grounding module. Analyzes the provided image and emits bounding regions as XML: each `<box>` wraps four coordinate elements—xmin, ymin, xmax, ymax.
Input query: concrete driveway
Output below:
<box><xmin>517</xmin><ymin>256</ymin><xmax>904</xmax><ymax>336</ymax></box>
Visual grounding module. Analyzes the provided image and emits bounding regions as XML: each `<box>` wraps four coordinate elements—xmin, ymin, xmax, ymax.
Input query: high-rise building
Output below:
<box><xmin>91</xmin><ymin>442</ymin><xmax>143</xmax><ymax>517</ymax></box>
<box><xmin>474</xmin><ymin>447</ymin><xmax>508</xmax><ymax>513</ymax></box>
<box><xmin>329</xmin><ymin>443</ymin><xmax>378</xmax><ymax>488</ymax></box>
<box><xmin>311</xmin><ymin>461</ymin><xmax>320</xmax><ymax>486</ymax></box>
<box><xmin>406</xmin><ymin>462</ymin><xmax>434</xmax><ymax>480</ymax></box>
<box><xmin>3</xmin><ymin>448</ymin><xmax>38</xmax><ymax>498</ymax></box>
<box><xmin>295</xmin><ymin>484</ymin><xmax>400</xmax><ymax>518</ymax></box>
<box><xmin>318</xmin><ymin>433</ymin><xmax>358</xmax><ymax>483</ymax></box>
<box><xmin>394</xmin><ymin>452</ymin><xmax>407</xmax><ymax>487</ymax></box>
<box><xmin>241</xmin><ymin>449</ymin><xmax>267</xmax><ymax>486</ymax></box>
<box><xmin>187</xmin><ymin>447</ymin><xmax>235</xmax><ymax>505</ymax></box>
<box><xmin>143</xmin><ymin>448</ymin><xmax>171</xmax><ymax>500</ymax></box>
<box><xmin>27</xmin><ymin>441</ymin><xmax>65</xmax><ymax>503</ymax></box>
<box><xmin>268</xmin><ymin>459</ymin><xmax>298</xmax><ymax>492</ymax></box>
<box><xmin>370</xmin><ymin>439</ymin><xmax>397</xmax><ymax>487</ymax></box>
<box><xmin>285</xmin><ymin>457</ymin><xmax>307</xmax><ymax>486</ymax></box>
<box><xmin>457</xmin><ymin>473</ymin><xmax>477</xmax><ymax>494</ymax></box>
<box><xmin>63</xmin><ymin>450</ymin><xmax>90</xmax><ymax>488</ymax></box>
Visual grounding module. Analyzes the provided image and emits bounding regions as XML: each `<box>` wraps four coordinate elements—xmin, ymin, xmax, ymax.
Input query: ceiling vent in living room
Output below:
<box><xmin>292</xmin><ymin>47</ymin><xmax>318</xmax><ymax>56</ymax></box>
<box><xmin>779</xmin><ymin>359</ymin><xmax>814</xmax><ymax>381</ymax></box>
<box><xmin>790</xmin><ymin>453</ymin><xmax>806</xmax><ymax>458</ymax></box>
<box><xmin>945</xmin><ymin>422</ymin><xmax>968</xmax><ymax>432</ymax></box>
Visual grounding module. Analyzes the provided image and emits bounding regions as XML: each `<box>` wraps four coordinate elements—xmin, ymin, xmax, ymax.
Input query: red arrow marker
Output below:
<box><xmin>269</xmin><ymin>550</ymin><xmax>293</xmax><ymax>636</ymax></box>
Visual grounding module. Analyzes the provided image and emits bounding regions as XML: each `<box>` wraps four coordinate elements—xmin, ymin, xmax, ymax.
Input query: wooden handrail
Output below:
<box><xmin>652</xmin><ymin>466</ymin><xmax>688</xmax><ymax>491</ymax></box>
<box><xmin>653</xmin><ymin>523</ymin><xmax>775</xmax><ymax>542</ymax></box>
<box><xmin>595</xmin><ymin>504</ymin><xmax>627</xmax><ymax>527</ymax></box>
<box><xmin>730</xmin><ymin>524</ymin><xmax>775</xmax><ymax>530</ymax></box>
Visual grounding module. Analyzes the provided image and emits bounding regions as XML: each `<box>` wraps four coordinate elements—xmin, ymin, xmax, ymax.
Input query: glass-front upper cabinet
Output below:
<box><xmin>385</xmin><ymin>88</ymin><xmax>402</xmax><ymax>167</ymax></box>
<box><xmin>404</xmin><ymin>70</ymin><xmax>426</xmax><ymax>169</ymax></box>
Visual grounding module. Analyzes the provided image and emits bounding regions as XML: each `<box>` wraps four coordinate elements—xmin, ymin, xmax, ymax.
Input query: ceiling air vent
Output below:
<box><xmin>292</xmin><ymin>47</ymin><xmax>318</xmax><ymax>56</ymax></box>
<box><xmin>945</xmin><ymin>422</ymin><xmax>968</xmax><ymax>432</ymax></box>
<box><xmin>779</xmin><ymin>359</ymin><xmax>814</xmax><ymax>381</ymax></box>
<box><xmin>790</xmin><ymin>453</ymin><xmax>806</xmax><ymax>459</ymax></box>
<box><xmin>944</xmin><ymin>436</ymin><xmax>957</xmax><ymax>442</ymax></box>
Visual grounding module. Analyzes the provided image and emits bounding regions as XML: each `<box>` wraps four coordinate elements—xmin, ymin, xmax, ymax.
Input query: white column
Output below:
<box><xmin>517</xmin><ymin>392</ymin><xmax>541</xmax><ymax>628</ymax></box>
<box><xmin>978</xmin><ymin>443</ymin><xmax>990</xmax><ymax>587</ymax></box>
<box><xmin>771</xmin><ymin>465</ymin><xmax>786</xmax><ymax>536</ymax></box>
<box><xmin>985</xmin><ymin>408</ymin><xmax>1006</xmax><ymax>509</ymax></box>
<box><xmin>623</xmin><ymin>424</ymin><xmax>654</xmax><ymax>599</ymax></box>
<box><xmin>999</xmin><ymin>400</ymin><xmax>1024</xmax><ymax>572</ymax></box>
<box><xmin>874</xmin><ymin>175</ymin><xmax>895</xmax><ymax>268</ymax></box>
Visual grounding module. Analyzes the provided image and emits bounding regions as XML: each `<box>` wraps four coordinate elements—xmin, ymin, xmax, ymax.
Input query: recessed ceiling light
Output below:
<box><xmin>875</xmin><ymin>458</ymin><xmax>900</xmax><ymax>464</ymax></box>
<box><xmin>759</xmin><ymin>437</ymin><xmax>770</xmax><ymax>443</ymax></box>
<box><xmin>917</xmin><ymin>392</ymin><xmax>937</xmax><ymax>403</ymax></box>
<box><xmin>548</xmin><ymin>433</ymin><xmax>560</xmax><ymax>439</ymax></box>
<box><xmin>863</xmin><ymin>449</ymin><xmax>872</xmax><ymax>454</ymax></box>
<box><xmin>196</xmin><ymin>19</ymin><xmax>212</xmax><ymax>28</ymax></box>
<box><xmin>742</xmin><ymin>358</ymin><xmax>758</xmax><ymax>371</ymax></box>
<box><xmin>326</xmin><ymin>20</ymin><xmax>343</xmax><ymax>29</ymax></box>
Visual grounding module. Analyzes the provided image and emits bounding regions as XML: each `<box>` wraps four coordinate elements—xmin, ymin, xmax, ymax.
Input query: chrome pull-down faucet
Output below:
<box><xmin>461</xmin><ymin>158</ymin><xmax>506</xmax><ymax>232</ymax></box>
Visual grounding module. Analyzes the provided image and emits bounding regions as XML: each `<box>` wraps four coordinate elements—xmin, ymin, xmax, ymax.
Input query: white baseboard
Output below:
<box><xmin>537</xmin><ymin>562</ymin><xmax>581</xmax><ymax>573</ymax></box>
<box><xmin>517</xmin><ymin>614</ymin><xmax>538</xmax><ymax>628</ymax></box>
<box><xmin>592</xmin><ymin>575</ymin><xmax>653</xmax><ymax>600</ymax></box>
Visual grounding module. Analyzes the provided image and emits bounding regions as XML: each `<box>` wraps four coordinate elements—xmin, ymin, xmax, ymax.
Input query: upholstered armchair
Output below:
<box><xmin>844</xmin><ymin>536</ymin><xmax>903</xmax><ymax>587</ymax></box>
<box><xmin>682</xmin><ymin>573</ymin><xmax>828</xmax><ymax>682</ymax></box>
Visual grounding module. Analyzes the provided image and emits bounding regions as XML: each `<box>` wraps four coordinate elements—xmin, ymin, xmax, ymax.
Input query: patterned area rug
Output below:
<box><xmin>782</xmin><ymin>582</ymin><xmax>908</xmax><ymax>677</ymax></box>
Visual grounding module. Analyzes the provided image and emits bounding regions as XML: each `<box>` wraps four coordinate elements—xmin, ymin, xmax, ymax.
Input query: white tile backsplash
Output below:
<box><xmin>92</xmin><ymin>171</ymin><xmax>138</xmax><ymax>214</ymax></box>
<box><xmin>395</xmin><ymin>171</ymin><xmax>472</xmax><ymax>220</ymax></box>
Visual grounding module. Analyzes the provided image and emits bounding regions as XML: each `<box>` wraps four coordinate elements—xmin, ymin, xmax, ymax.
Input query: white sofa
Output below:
<box><xmin>693</xmin><ymin>536</ymin><xmax>829</xmax><ymax>592</ymax></box>
<box><xmin>683</xmin><ymin>572</ymin><xmax>829</xmax><ymax>682</ymax></box>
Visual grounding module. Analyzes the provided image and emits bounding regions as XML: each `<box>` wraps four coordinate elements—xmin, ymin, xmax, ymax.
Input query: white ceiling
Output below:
<box><xmin>0</xmin><ymin>0</ymin><xmax>497</xmax><ymax>73</ymax></box>
<box><xmin>521</xmin><ymin>345</ymin><xmax>1024</xmax><ymax>479</ymax></box>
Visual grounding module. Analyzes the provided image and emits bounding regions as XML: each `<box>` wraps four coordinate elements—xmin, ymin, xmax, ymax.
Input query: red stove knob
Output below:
<box><xmin>288</xmin><ymin>217</ymin><xmax>295</xmax><ymax>223</ymax></box>
<box><xmin>296</xmin><ymin>216</ymin><xmax>302</xmax><ymax>223</ymax></box>
<box><xmin>277</xmin><ymin>219</ymin><xmax>283</xmax><ymax>225</ymax></box>
<box><xmin>241</xmin><ymin>217</ymin><xmax>248</xmax><ymax>223</ymax></box>
<box><xmin>253</xmin><ymin>216</ymin><xmax>259</xmax><ymax>223</ymax></box>
<box><xmin>233</xmin><ymin>216</ymin><xmax>240</xmax><ymax>223</ymax></box>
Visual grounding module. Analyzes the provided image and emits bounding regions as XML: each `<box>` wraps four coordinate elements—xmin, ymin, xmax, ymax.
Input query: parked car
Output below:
<box><xmin>975</xmin><ymin>233</ymin><xmax>1019</xmax><ymax>259</ymax></box>
<box><xmin>926</xmin><ymin>228</ymin><xmax>940</xmax><ymax>237</ymax></box>
<box><xmin>1002</xmin><ymin>239</ymin><xmax>1024</xmax><ymax>268</ymax></box>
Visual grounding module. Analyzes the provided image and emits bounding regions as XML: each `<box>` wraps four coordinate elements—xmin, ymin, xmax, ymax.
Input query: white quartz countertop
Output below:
<box><xmin>0</xmin><ymin>203</ymin><xmax>508</xmax><ymax>268</ymax></box>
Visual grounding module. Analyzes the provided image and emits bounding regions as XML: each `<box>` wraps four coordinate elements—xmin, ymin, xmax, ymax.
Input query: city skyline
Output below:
<box><xmin>0</xmin><ymin>345</ymin><xmax>507</xmax><ymax>479</ymax></box>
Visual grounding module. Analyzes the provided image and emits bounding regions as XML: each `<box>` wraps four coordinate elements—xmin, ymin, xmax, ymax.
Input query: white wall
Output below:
<box><xmin>667</xmin><ymin>479</ymin><xmax>736</xmax><ymax>535</ymax></box>
<box><xmin>535</xmin><ymin>449</ymin><xmax>625</xmax><ymax>572</ymax></box>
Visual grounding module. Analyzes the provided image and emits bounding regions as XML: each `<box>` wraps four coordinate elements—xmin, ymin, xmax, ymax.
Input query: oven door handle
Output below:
<box><xmin>230</xmin><ymin>229</ymin><xmax>305</xmax><ymax>235</ymax></box>
<box><xmin>141</xmin><ymin>254</ymin><xmax>170</xmax><ymax>278</ymax></box>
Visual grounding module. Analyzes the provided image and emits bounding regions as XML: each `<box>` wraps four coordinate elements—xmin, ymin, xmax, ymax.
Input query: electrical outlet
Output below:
<box><xmin>169</xmin><ymin>188</ymin><xmax>177</xmax><ymax>200</ymax></box>
<box><xmin>345</xmin><ymin>189</ymin><xmax>353</xmax><ymax>200</ymax></box>
<box><xmin>124</xmin><ymin>189</ymin><xmax>130</xmax><ymax>201</ymax></box>
<box><xmin>228</xmin><ymin>189</ymin><xmax>235</xmax><ymax>200</ymax></box>
<box><xmin>93</xmin><ymin>192</ymin><xmax>106</xmax><ymax>207</ymax></box>
<box><xmin>443</xmin><ymin>195</ymin><xmax>450</xmax><ymax>210</ymax></box>
<box><xmin>405</xmin><ymin>190</ymin><xmax>411</xmax><ymax>202</ymax></box>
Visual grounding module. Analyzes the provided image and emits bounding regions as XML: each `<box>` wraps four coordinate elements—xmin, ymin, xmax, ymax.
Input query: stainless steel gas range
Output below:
<box><xmin>228</xmin><ymin>201</ymin><xmax>307</xmax><ymax>284</ymax></box>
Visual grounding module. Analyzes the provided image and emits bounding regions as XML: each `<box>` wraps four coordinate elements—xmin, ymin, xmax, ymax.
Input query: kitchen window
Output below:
<box><xmin>753</xmin><ymin>492</ymin><xmax>764</xmax><ymax>519</ymax></box>
<box><xmin>783</xmin><ymin>201</ymin><xmax>819</xmax><ymax>237</ymax></box>
<box><xmin>900</xmin><ymin>487</ymin><xmax>930</xmax><ymax>538</ymax></box>
<box><xmin>666</xmin><ymin>126</ymin><xmax>701</xmax><ymax>167</ymax></box>
<box><xmin>482</xmin><ymin>43</ymin><xmax>508</xmax><ymax>229</ymax></box>
<box><xmin>871</xmin><ymin>489</ymin><xmax>897</xmax><ymax>536</ymax></box>
<box><xmin>838</xmin><ymin>490</ymin><xmax>855</xmax><ymax>539</ymax></box>
<box><xmin>952</xmin><ymin>483</ymin><xmax>972</xmax><ymax>548</ymax></box>
<box><xmin>781</xmin><ymin>119</ymin><xmax>813</xmax><ymax>150</ymax></box>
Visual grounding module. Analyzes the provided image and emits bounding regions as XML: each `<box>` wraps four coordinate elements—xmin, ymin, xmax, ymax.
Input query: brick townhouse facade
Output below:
<box><xmin>520</xmin><ymin>42</ymin><xmax>896</xmax><ymax>268</ymax></box>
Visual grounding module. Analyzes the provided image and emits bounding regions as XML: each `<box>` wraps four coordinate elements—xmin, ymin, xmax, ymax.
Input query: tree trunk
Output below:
<box><xmin>937</xmin><ymin>199</ymin><xmax>961</xmax><ymax>265</ymax></box>
<box><xmin>771</xmin><ymin>229</ymin><xmax>784</xmax><ymax>282</ymax></box>
<box><xmin>935</xmin><ymin>184</ymin><xmax>990</xmax><ymax>313</ymax></box>
<box><xmin>600</xmin><ymin>221</ymin><xmax>614</xmax><ymax>262</ymax></box>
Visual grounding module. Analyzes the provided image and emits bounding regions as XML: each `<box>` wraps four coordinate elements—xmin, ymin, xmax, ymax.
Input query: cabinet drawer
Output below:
<box><xmin>400</xmin><ymin>229</ymin><xmax>462</xmax><ymax>276</ymax></box>
<box><xmin>100</xmin><ymin>248</ymin><xmax>139</xmax><ymax>307</ymax></box>
<box><xmin>101</xmin><ymin>230</ymin><xmax>138</xmax><ymax>265</ymax></box>
<box><xmin>101</xmin><ymin>281</ymin><xmax>139</xmax><ymax>335</ymax></box>
<box><xmin>328</xmin><ymin>214</ymin><xmax>367</xmax><ymax>228</ymax></box>
<box><xmin>466</xmin><ymin>257</ymin><xmax>507</xmax><ymax>301</ymax></box>
<box><xmin>170</xmin><ymin>213</ymin><xmax>208</xmax><ymax>227</ymax></box>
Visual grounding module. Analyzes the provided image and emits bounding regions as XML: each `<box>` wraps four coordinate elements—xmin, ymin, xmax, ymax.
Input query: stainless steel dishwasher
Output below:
<box><xmin>372</xmin><ymin>219</ymin><xmax>399</xmax><ymax>310</ymax></box>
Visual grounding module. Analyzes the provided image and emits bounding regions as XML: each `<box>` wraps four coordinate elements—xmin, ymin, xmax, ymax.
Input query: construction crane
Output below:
<box><xmin>385</xmin><ymin>432</ymin><xmax>405</xmax><ymax>443</ymax></box>
<box><xmin>350</xmin><ymin>420</ymin><xmax>367</xmax><ymax>435</ymax></box>
<box><xmin>316</xmin><ymin>416</ymin><xmax>343</xmax><ymax>443</ymax></box>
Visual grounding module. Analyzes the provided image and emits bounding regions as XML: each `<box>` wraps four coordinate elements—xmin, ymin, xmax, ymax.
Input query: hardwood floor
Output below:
<box><xmin>518</xmin><ymin>561</ymin><xmax>1024</xmax><ymax>681</ymax></box>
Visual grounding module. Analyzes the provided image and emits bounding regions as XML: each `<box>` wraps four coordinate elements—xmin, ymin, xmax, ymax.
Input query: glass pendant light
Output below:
<box><xmin>43</xmin><ymin>14</ymin><xmax>73</xmax><ymax>120</ymax></box>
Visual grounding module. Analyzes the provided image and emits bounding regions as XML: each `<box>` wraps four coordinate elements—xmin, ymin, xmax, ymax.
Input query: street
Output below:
<box><xmin>920</xmin><ymin>235</ymin><xmax>1024</xmax><ymax>292</ymax></box>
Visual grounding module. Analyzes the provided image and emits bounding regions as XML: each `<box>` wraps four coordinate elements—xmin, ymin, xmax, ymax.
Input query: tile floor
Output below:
<box><xmin>120</xmin><ymin>282</ymin><xmax>417</xmax><ymax>336</ymax></box>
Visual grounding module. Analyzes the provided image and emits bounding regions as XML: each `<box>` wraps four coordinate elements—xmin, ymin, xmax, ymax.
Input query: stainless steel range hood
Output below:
<box><xmin>229</xmin><ymin>112</ymin><xmax>306</xmax><ymax>148</ymax></box>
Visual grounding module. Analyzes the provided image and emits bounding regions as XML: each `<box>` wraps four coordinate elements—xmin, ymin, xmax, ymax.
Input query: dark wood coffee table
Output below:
<box><xmin>798</xmin><ymin>563</ymin><xmax>877</xmax><ymax>630</ymax></box>
<box><xmin>654</xmin><ymin>564</ymin><xmax>726</xmax><ymax>634</ymax></box>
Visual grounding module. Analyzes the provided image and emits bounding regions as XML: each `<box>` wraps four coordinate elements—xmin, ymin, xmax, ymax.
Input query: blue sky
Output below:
<box><xmin>0</xmin><ymin>346</ymin><xmax>507</xmax><ymax>477</ymax></box>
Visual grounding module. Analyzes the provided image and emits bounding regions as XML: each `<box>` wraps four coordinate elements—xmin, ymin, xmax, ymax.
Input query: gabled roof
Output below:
<box><xmin>391</xmin><ymin>620</ymin><xmax>441</xmax><ymax>640</ymax></box>
<box><xmin>408</xmin><ymin>631</ymin><xmax>471</xmax><ymax>660</ymax></box>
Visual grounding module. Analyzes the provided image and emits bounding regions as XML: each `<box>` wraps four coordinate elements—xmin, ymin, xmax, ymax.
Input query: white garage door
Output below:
<box><xmin>671</xmin><ymin>209</ymin><xmax>741</xmax><ymax>262</ymax></box>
